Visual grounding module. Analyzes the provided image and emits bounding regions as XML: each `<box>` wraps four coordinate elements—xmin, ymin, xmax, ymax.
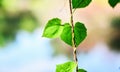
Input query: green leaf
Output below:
<box><xmin>72</xmin><ymin>0</ymin><xmax>92</xmax><ymax>9</ymax></box>
<box><xmin>60</xmin><ymin>22</ymin><xmax>87</xmax><ymax>47</ymax></box>
<box><xmin>74</xmin><ymin>22</ymin><xmax>87</xmax><ymax>47</ymax></box>
<box><xmin>56</xmin><ymin>61</ymin><xmax>76</xmax><ymax>72</ymax></box>
<box><xmin>60</xmin><ymin>23</ymin><xmax>72</xmax><ymax>46</ymax></box>
<box><xmin>42</xmin><ymin>18</ymin><xmax>64</xmax><ymax>38</ymax></box>
<box><xmin>78</xmin><ymin>69</ymin><xmax>87</xmax><ymax>72</ymax></box>
<box><xmin>108</xmin><ymin>0</ymin><xmax>119</xmax><ymax>8</ymax></box>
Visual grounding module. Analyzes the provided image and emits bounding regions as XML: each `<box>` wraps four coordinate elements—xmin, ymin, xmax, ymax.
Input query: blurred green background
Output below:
<box><xmin>0</xmin><ymin>0</ymin><xmax>40</xmax><ymax>46</ymax></box>
<box><xmin>0</xmin><ymin>0</ymin><xmax>120</xmax><ymax>72</ymax></box>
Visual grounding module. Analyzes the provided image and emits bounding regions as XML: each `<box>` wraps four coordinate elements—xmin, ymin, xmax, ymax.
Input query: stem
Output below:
<box><xmin>69</xmin><ymin>0</ymin><xmax>78</xmax><ymax>72</ymax></box>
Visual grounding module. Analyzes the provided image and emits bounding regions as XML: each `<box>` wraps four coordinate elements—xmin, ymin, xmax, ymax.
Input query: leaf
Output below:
<box><xmin>60</xmin><ymin>23</ymin><xmax>72</xmax><ymax>46</ymax></box>
<box><xmin>74</xmin><ymin>22</ymin><xmax>87</xmax><ymax>47</ymax></box>
<box><xmin>108</xmin><ymin>0</ymin><xmax>119</xmax><ymax>8</ymax></box>
<box><xmin>56</xmin><ymin>61</ymin><xmax>76</xmax><ymax>72</ymax></box>
<box><xmin>42</xmin><ymin>18</ymin><xmax>64</xmax><ymax>38</ymax></box>
<box><xmin>60</xmin><ymin>22</ymin><xmax>87</xmax><ymax>47</ymax></box>
<box><xmin>78</xmin><ymin>69</ymin><xmax>87</xmax><ymax>72</ymax></box>
<box><xmin>72</xmin><ymin>0</ymin><xmax>92</xmax><ymax>9</ymax></box>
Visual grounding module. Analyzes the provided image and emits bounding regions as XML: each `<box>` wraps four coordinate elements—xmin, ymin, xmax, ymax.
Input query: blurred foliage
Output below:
<box><xmin>111</xmin><ymin>17</ymin><xmax>120</xmax><ymax>29</ymax></box>
<box><xmin>0</xmin><ymin>0</ymin><xmax>39</xmax><ymax>46</ymax></box>
<box><xmin>108</xmin><ymin>17</ymin><xmax>120</xmax><ymax>52</ymax></box>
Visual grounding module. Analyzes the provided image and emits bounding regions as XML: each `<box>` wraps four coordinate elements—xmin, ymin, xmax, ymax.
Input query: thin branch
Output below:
<box><xmin>69</xmin><ymin>0</ymin><xmax>78</xmax><ymax>72</ymax></box>
<box><xmin>69</xmin><ymin>0</ymin><xmax>74</xmax><ymax>27</ymax></box>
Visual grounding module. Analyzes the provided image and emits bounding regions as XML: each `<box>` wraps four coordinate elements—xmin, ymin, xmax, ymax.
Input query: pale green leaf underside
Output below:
<box><xmin>72</xmin><ymin>0</ymin><xmax>92</xmax><ymax>8</ymax></box>
<box><xmin>74</xmin><ymin>22</ymin><xmax>87</xmax><ymax>47</ymax></box>
<box><xmin>56</xmin><ymin>61</ymin><xmax>76</xmax><ymax>72</ymax></box>
<box><xmin>78</xmin><ymin>69</ymin><xmax>87</xmax><ymax>72</ymax></box>
<box><xmin>43</xmin><ymin>25</ymin><xmax>64</xmax><ymax>38</ymax></box>
<box><xmin>108</xmin><ymin>0</ymin><xmax>119</xmax><ymax>8</ymax></box>
<box><xmin>42</xmin><ymin>18</ymin><xmax>64</xmax><ymax>38</ymax></box>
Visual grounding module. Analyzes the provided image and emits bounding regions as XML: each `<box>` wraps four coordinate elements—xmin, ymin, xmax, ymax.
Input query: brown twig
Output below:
<box><xmin>69</xmin><ymin>0</ymin><xmax>78</xmax><ymax>72</ymax></box>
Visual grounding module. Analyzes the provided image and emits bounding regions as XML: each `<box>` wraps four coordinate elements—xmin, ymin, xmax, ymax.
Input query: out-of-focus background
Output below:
<box><xmin>0</xmin><ymin>0</ymin><xmax>120</xmax><ymax>72</ymax></box>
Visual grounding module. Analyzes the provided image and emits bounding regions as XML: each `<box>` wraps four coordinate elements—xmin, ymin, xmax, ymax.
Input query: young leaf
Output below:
<box><xmin>56</xmin><ymin>61</ymin><xmax>76</xmax><ymax>72</ymax></box>
<box><xmin>60</xmin><ymin>23</ymin><xmax>72</xmax><ymax>46</ymax></box>
<box><xmin>42</xmin><ymin>18</ymin><xmax>64</xmax><ymax>38</ymax></box>
<box><xmin>108</xmin><ymin>0</ymin><xmax>119</xmax><ymax>8</ymax></box>
<box><xmin>78</xmin><ymin>69</ymin><xmax>87</xmax><ymax>72</ymax></box>
<box><xmin>74</xmin><ymin>22</ymin><xmax>87</xmax><ymax>47</ymax></box>
<box><xmin>72</xmin><ymin>0</ymin><xmax>92</xmax><ymax>9</ymax></box>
